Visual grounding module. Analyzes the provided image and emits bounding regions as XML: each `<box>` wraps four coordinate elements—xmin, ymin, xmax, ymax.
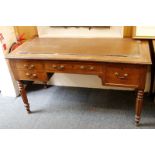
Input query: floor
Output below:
<box><xmin>0</xmin><ymin>84</ymin><xmax>155</xmax><ymax>129</ymax></box>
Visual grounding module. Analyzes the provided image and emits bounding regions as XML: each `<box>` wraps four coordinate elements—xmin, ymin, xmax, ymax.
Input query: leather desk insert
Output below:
<box><xmin>6</xmin><ymin>38</ymin><xmax>151</xmax><ymax>125</ymax></box>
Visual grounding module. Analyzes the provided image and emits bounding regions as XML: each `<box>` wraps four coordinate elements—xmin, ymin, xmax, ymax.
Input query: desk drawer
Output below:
<box><xmin>104</xmin><ymin>64</ymin><xmax>141</xmax><ymax>87</ymax></box>
<box><xmin>14</xmin><ymin>60</ymin><xmax>44</xmax><ymax>70</ymax></box>
<box><xmin>45</xmin><ymin>61</ymin><xmax>102</xmax><ymax>74</ymax></box>
<box><xmin>14</xmin><ymin>70</ymin><xmax>47</xmax><ymax>81</ymax></box>
<box><xmin>45</xmin><ymin>62</ymin><xmax>73</xmax><ymax>72</ymax></box>
<box><xmin>73</xmin><ymin>63</ymin><xmax>102</xmax><ymax>74</ymax></box>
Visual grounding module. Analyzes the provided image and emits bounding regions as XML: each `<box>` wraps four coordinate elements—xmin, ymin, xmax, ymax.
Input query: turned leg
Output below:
<box><xmin>17</xmin><ymin>80</ymin><xmax>31</xmax><ymax>113</ymax></box>
<box><xmin>135</xmin><ymin>89</ymin><xmax>144</xmax><ymax>126</ymax></box>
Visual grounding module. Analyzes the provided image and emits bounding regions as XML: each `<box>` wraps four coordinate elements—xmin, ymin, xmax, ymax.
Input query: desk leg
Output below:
<box><xmin>135</xmin><ymin>89</ymin><xmax>144</xmax><ymax>126</ymax></box>
<box><xmin>17</xmin><ymin>80</ymin><xmax>31</xmax><ymax>113</ymax></box>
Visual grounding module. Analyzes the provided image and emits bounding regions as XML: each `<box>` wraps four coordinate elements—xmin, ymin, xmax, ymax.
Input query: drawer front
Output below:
<box><xmin>104</xmin><ymin>64</ymin><xmax>141</xmax><ymax>87</ymax></box>
<box><xmin>45</xmin><ymin>62</ymin><xmax>74</xmax><ymax>72</ymax></box>
<box><xmin>73</xmin><ymin>63</ymin><xmax>102</xmax><ymax>74</ymax></box>
<box><xmin>14</xmin><ymin>60</ymin><xmax>44</xmax><ymax>70</ymax></box>
<box><xmin>15</xmin><ymin>70</ymin><xmax>47</xmax><ymax>81</ymax></box>
<box><xmin>45</xmin><ymin>61</ymin><xmax>102</xmax><ymax>74</ymax></box>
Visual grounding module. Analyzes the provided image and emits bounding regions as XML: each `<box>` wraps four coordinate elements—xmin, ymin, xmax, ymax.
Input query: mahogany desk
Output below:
<box><xmin>6</xmin><ymin>38</ymin><xmax>151</xmax><ymax>125</ymax></box>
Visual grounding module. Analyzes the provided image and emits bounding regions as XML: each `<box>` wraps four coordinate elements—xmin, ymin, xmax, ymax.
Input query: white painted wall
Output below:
<box><xmin>136</xmin><ymin>26</ymin><xmax>155</xmax><ymax>37</ymax></box>
<box><xmin>0</xmin><ymin>26</ymin><xmax>19</xmax><ymax>97</ymax></box>
<box><xmin>37</xmin><ymin>26</ymin><xmax>123</xmax><ymax>38</ymax></box>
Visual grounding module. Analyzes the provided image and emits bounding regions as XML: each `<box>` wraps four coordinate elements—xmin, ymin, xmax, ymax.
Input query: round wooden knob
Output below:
<box><xmin>124</xmin><ymin>73</ymin><xmax>128</xmax><ymax>77</ymax></box>
<box><xmin>24</xmin><ymin>64</ymin><xmax>28</xmax><ymax>68</ymax></box>
<box><xmin>26</xmin><ymin>73</ymin><xmax>31</xmax><ymax>76</ymax></box>
<box><xmin>89</xmin><ymin>66</ymin><xmax>95</xmax><ymax>70</ymax></box>
<box><xmin>60</xmin><ymin>65</ymin><xmax>65</xmax><ymax>69</ymax></box>
<box><xmin>80</xmin><ymin>65</ymin><xmax>85</xmax><ymax>69</ymax></box>
<box><xmin>52</xmin><ymin>65</ymin><xmax>57</xmax><ymax>69</ymax></box>
<box><xmin>32</xmin><ymin>74</ymin><xmax>37</xmax><ymax>78</ymax></box>
<box><xmin>114</xmin><ymin>72</ymin><xmax>119</xmax><ymax>76</ymax></box>
<box><xmin>29</xmin><ymin>64</ymin><xmax>35</xmax><ymax>69</ymax></box>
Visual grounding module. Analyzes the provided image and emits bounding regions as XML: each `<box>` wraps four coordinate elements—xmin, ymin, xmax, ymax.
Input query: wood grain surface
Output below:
<box><xmin>6</xmin><ymin>38</ymin><xmax>151</xmax><ymax>64</ymax></box>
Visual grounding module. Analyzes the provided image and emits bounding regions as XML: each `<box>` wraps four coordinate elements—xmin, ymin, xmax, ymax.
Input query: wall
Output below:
<box><xmin>0</xmin><ymin>26</ymin><xmax>19</xmax><ymax>97</ymax></box>
<box><xmin>133</xmin><ymin>26</ymin><xmax>155</xmax><ymax>39</ymax></box>
<box><xmin>37</xmin><ymin>26</ymin><xmax>123</xmax><ymax>38</ymax></box>
<box><xmin>14</xmin><ymin>26</ymin><xmax>38</xmax><ymax>39</ymax></box>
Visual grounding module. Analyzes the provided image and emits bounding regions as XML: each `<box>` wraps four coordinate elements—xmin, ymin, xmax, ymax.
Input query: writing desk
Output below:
<box><xmin>6</xmin><ymin>38</ymin><xmax>151</xmax><ymax>125</ymax></box>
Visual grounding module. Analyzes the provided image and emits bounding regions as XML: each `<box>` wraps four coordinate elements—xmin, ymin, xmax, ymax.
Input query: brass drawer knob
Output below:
<box><xmin>32</xmin><ymin>74</ymin><xmax>37</xmax><ymax>78</ymax></box>
<box><xmin>59</xmin><ymin>65</ymin><xmax>65</xmax><ymax>69</ymax></box>
<box><xmin>114</xmin><ymin>72</ymin><xmax>119</xmax><ymax>76</ymax></box>
<box><xmin>24</xmin><ymin>64</ymin><xmax>28</xmax><ymax>68</ymax></box>
<box><xmin>26</xmin><ymin>73</ymin><xmax>31</xmax><ymax>76</ymax></box>
<box><xmin>29</xmin><ymin>64</ymin><xmax>35</xmax><ymax>69</ymax></box>
<box><xmin>30</xmin><ymin>64</ymin><xmax>34</xmax><ymax>68</ymax></box>
<box><xmin>124</xmin><ymin>73</ymin><xmax>128</xmax><ymax>77</ymax></box>
<box><xmin>52</xmin><ymin>65</ymin><xmax>57</xmax><ymax>69</ymax></box>
<box><xmin>80</xmin><ymin>65</ymin><xmax>85</xmax><ymax>69</ymax></box>
<box><xmin>89</xmin><ymin>66</ymin><xmax>95</xmax><ymax>70</ymax></box>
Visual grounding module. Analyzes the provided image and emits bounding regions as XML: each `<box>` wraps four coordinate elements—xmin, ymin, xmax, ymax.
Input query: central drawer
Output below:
<box><xmin>45</xmin><ymin>61</ymin><xmax>102</xmax><ymax>75</ymax></box>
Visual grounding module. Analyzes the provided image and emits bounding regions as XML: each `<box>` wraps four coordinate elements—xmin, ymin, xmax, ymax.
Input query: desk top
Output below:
<box><xmin>6</xmin><ymin>38</ymin><xmax>151</xmax><ymax>64</ymax></box>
